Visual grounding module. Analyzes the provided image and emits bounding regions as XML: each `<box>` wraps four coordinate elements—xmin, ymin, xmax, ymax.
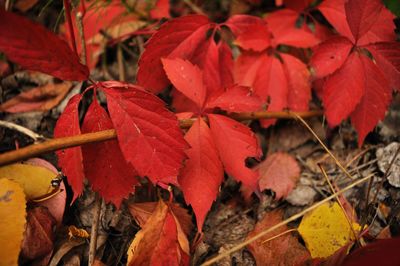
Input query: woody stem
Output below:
<box><xmin>0</xmin><ymin>110</ymin><xmax>323</xmax><ymax>166</ymax></box>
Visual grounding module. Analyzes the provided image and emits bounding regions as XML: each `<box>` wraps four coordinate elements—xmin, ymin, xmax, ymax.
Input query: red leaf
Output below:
<box><xmin>178</xmin><ymin>118</ymin><xmax>223</xmax><ymax>231</ymax></box>
<box><xmin>137</xmin><ymin>15</ymin><xmax>212</xmax><ymax>93</ymax></box>
<box><xmin>257</xmin><ymin>152</ymin><xmax>301</xmax><ymax>199</ymax></box>
<box><xmin>350</xmin><ymin>56</ymin><xmax>391</xmax><ymax>147</ymax></box>
<box><xmin>208</xmin><ymin>114</ymin><xmax>261</xmax><ymax>192</ymax></box>
<box><xmin>247</xmin><ymin>210</ymin><xmax>310</xmax><ymax>265</ymax></box>
<box><xmin>150</xmin><ymin>0</ymin><xmax>170</xmax><ymax>19</ymax></box>
<box><xmin>367</xmin><ymin>42</ymin><xmax>400</xmax><ymax>91</ymax></box>
<box><xmin>191</xmin><ymin>38</ymin><xmax>234</xmax><ymax>96</ymax></box>
<box><xmin>234</xmin><ymin>23</ymin><xmax>272</xmax><ymax>52</ymax></box>
<box><xmin>81</xmin><ymin>99</ymin><xmax>139</xmax><ymax>207</ymax></box>
<box><xmin>322</xmin><ymin>52</ymin><xmax>364</xmax><ymax>127</ymax></box>
<box><xmin>283</xmin><ymin>0</ymin><xmax>314</xmax><ymax>11</ymax></box>
<box><xmin>0</xmin><ymin>10</ymin><xmax>88</xmax><ymax>81</ymax></box>
<box><xmin>162</xmin><ymin>58</ymin><xmax>207</xmax><ymax>109</ymax></box>
<box><xmin>225</xmin><ymin>15</ymin><xmax>267</xmax><ymax>37</ymax></box>
<box><xmin>54</xmin><ymin>94</ymin><xmax>84</xmax><ymax>202</ymax></box>
<box><xmin>341</xmin><ymin>237</ymin><xmax>400</xmax><ymax>266</ymax></box>
<box><xmin>127</xmin><ymin>200</ymin><xmax>189</xmax><ymax>266</ymax></box>
<box><xmin>265</xmin><ymin>9</ymin><xmax>320</xmax><ymax>48</ymax></box>
<box><xmin>357</xmin><ymin>7</ymin><xmax>396</xmax><ymax>46</ymax></box>
<box><xmin>0</xmin><ymin>82</ymin><xmax>73</xmax><ymax>113</ymax></box>
<box><xmin>344</xmin><ymin>0</ymin><xmax>383</xmax><ymax>41</ymax></box>
<box><xmin>281</xmin><ymin>53</ymin><xmax>311</xmax><ymax>111</ymax></box>
<box><xmin>101</xmin><ymin>81</ymin><xmax>187</xmax><ymax>186</ymax></box>
<box><xmin>318</xmin><ymin>0</ymin><xmax>354</xmax><ymax>42</ymax></box>
<box><xmin>310</xmin><ymin>36</ymin><xmax>354</xmax><ymax>79</ymax></box>
<box><xmin>234</xmin><ymin>52</ymin><xmax>288</xmax><ymax>127</ymax></box>
<box><xmin>206</xmin><ymin>85</ymin><xmax>263</xmax><ymax>113</ymax></box>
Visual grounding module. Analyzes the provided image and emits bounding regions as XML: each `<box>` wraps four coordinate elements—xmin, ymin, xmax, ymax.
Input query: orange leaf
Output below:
<box><xmin>247</xmin><ymin>210</ymin><xmax>310</xmax><ymax>266</ymax></box>
<box><xmin>0</xmin><ymin>82</ymin><xmax>73</xmax><ymax>113</ymax></box>
<box><xmin>127</xmin><ymin>200</ymin><xmax>190</xmax><ymax>266</ymax></box>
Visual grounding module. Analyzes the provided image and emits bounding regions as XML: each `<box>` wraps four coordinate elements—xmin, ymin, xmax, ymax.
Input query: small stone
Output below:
<box><xmin>376</xmin><ymin>142</ymin><xmax>400</xmax><ymax>188</ymax></box>
<box><xmin>286</xmin><ymin>185</ymin><xmax>317</xmax><ymax>206</ymax></box>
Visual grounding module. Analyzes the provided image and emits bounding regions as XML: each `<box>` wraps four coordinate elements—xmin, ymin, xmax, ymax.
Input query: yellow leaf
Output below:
<box><xmin>298</xmin><ymin>201</ymin><xmax>360</xmax><ymax>258</ymax></box>
<box><xmin>0</xmin><ymin>178</ymin><xmax>26</xmax><ymax>266</ymax></box>
<box><xmin>0</xmin><ymin>163</ymin><xmax>58</xmax><ymax>200</ymax></box>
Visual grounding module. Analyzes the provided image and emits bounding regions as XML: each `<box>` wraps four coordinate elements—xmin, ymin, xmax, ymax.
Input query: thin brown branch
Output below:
<box><xmin>0</xmin><ymin>110</ymin><xmax>322</xmax><ymax>166</ymax></box>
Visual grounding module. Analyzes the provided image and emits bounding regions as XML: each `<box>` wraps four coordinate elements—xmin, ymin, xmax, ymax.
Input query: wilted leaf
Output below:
<box><xmin>128</xmin><ymin>201</ymin><xmax>193</xmax><ymax>236</ymax></box>
<box><xmin>298</xmin><ymin>202</ymin><xmax>361</xmax><ymax>258</ymax></box>
<box><xmin>257</xmin><ymin>152</ymin><xmax>301</xmax><ymax>200</ymax></box>
<box><xmin>247</xmin><ymin>210</ymin><xmax>310</xmax><ymax>266</ymax></box>
<box><xmin>21</xmin><ymin>206</ymin><xmax>56</xmax><ymax>260</ymax></box>
<box><xmin>0</xmin><ymin>178</ymin><xmax>26</xmax><ymax>265</ymax></box>
<box><xmin>0</xmin><ymin>82</ymin><xmax>73</xmax><ymax>113</ymax></box>
<box><xmin>127</xmin><ymin>200</ymin><xmax>190</xmax><ymax>266</ymax></box>
<box><xmin>0</xmin><ymin>163</ymin><xmax>58</xmax><ymax>200</ymax></box>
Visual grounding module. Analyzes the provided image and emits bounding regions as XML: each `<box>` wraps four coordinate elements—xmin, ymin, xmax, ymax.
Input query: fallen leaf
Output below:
<box><xmin>0</xmin><ymin>178</ymin><xmax>26</xmax><ymax>265</ymax></box>
<box><xmin>128</xmin><ymin>201</ymin><xmax>193</xmax><ymax>236</ymax></box>
<box><xmin>341</xmin><ymin>237</ymin><xmax>400</xmax><ymax>266</ymax></box>
<box><xmin>0</xmin><ymin>82</ymin><xmax>73</xmax><ymax>113</ymax></box>
<box><xmin>127</xmin><ymin>200</ymin><xmax>190</xmax><ymax>266</ymax></box>
<box><xmin>0</xmin><ymin>163</ymin><xmax>58</xmax><ymax>200</ymax></box>
<box><xmin>298</xmin><ymin>201</ymin><xmax>361</xmax><ymax>258</ymax></box>
<box><xmin>247</xmin><ymin>210</ymin><xmax>310</xmax><ymax>266</ymax></box>
<box><xmin>257</xmin><ymin>152</ymin><xmax>301</xmax><ymax>200</ymax></box>
<box><xmin>21</xmin><ymin>206</ymin><xmax>56</xmax><ymax>260</ymax></box>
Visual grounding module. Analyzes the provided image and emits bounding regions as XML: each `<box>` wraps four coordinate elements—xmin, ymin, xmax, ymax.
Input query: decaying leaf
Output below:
<box><xmin>21</xmin><ymin>206</ymin><xmax>56</xmax><ymax>260</ymax></box>
<box><xmin>128</xmin><ymin>201</ymin><xmax>193</xmax><ymax>236</ymax></box>
<box><xmin>298</xmin><ymin>201</ymin><xmax>361</xmax><ymax>258</ymax></box>
<box><xmin>257</xmin><ymin>152</ymin><xmax>301</xmax><ymax>199</ymax></box>
<box><xmin>247</xmin><ymin>209</ymin><xmax>310</xmax><ymax>266</ymax></box>
<box><xmin>0</xmin><ymin>163</ymin><xmax>58</xmax><ymax>200</ymax></box>
<box><xmin>127</xmin><ymin>200</ymin><xmax>190</xmax><ymax>266</ymax></box>
<box><xmin>0</xmin><ymin>178</ymin><xmax>27</xmax><ymax>265</ymax></box>
<box><xmin>0</xmin><ymin>82</ymin><xmax>73</xmax><ymax>113</ymax></box>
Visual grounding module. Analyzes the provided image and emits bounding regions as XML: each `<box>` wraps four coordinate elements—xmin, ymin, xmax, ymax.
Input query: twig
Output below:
<box><xmin>291</xmin><ymin>112</ymin><xmax>354</xmax><ymax>181</ymax></box>
<box><xmin>117</xmin><ymin>44</ymin><xmax>125</xmax><ymax>81</ymax></box>
<box><xmin>88</xmin><ymin>194</ymin><xmax>102</xmax><ymax>266</ymax></box>
<box><xmin>76</xmin><ymin>11</ymin><xmax>87</xmax><ymax>65</ymax></box>
<box><xmin>63</xmin><ymin>0</ymin><xmax>78</xmax><ymax>55</ymax></box>
<box><xmin>318</xmin><ymin>163</ymin><xmax>360</xmax><ymax>246</ymax></box>
<box><xmin>201</xmin><ymin>173</ymin><xmax>374</xmax><ymax>266</ymax></box>
<box><xmin>0</xmin><ymin>120</ymin><xmax>46</xmax><ymax>142</ymax></box>
<box><xmin>0</xmin><ymin>110</ymin><xmax>321</xmax><ymax>166</ymax></box>
<box><xmin>183</xmin><ymin>0</ymin><xmax>206</xmax><ymax>15</ymax></box>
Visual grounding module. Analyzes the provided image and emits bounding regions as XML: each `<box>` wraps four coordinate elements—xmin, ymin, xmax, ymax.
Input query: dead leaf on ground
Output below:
<box><xmin>0</xmin><ymin>178</ymin><xmax>26</xmax><ymax>266</ymax></box>
<box><xmin>0</xmin><ymin>81</ymin><xmax>73</xmax><ymax>113</ymax></box>
<box><xmin>0</xmin><ymin>163</ymin><xmax>59</xmax><ymax>200</ymax></box>
<box><xmin>298</xmin><ymin>201</ymin><xmax>361</xmax><ymax>259</ymax></box>
<box><xmin>257</xmin><ymin>152</ymin><xmax>301</xmax><ymax>199</ymax></box>
<box><xmin>247</xmin><ymin>209</ymin><xmax>310</xmax><ymax>266</ymax></box>
<box><xmin>128</xmin><ymin>201</ymin><xmax>193</xmax><ymax>236</ymax></box>
<box><xmin>127</xmin><ymin>200</ymin><xmax>190</xmax><ymax>266</ymax></box>
<box><xmin>21</xmin><ymin>206</ymin><xmax>56</xmax><ymax>261</ymax></box>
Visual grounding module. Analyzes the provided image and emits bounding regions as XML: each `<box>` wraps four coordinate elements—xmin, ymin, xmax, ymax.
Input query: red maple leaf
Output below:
<box><xmin>313</xmin><ymin>0</ymin><xmax>397</xmax><ymax>145</ymax></box>
<box><xmin>162</xmin><ymin>57</ymin><xmax>262</xmax><ymax>231</ymax></box>
<box><xmin>0</xmin><ymin>9</ymin><xmax>88</xmax><ymax>81</ymax></box>
<box><xmin>54</xmin><ymin>81</ymin><xmax>187</xmax><ymax>204</ymax></box>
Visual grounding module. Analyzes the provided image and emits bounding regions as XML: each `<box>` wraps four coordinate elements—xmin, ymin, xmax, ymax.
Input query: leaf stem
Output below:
<box><xmin>63</xmin><ymin>0</ymin><xmax>78</xmax><ymax>56</ymax></box>
<box><xmin>0</xmin><ymin>110</ymin><xmax>322</xmax><ymax>166</ymax></box>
